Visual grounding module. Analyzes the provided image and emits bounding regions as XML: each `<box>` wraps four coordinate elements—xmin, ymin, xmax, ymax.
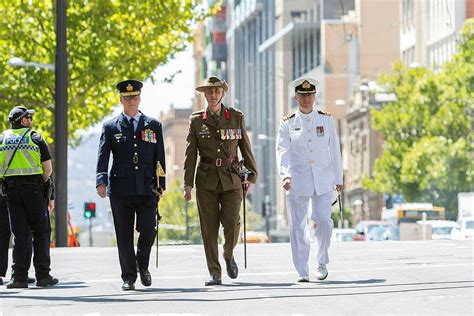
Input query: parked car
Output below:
<box><xmin>416</xmin><ymin>220</ymin><xmax>460</xmax><ymax>240</ymax></box>
<box><xmin>458</xmin><ymin>216</ymin><xmax>474</xmax><ymax>239</ymax></box>
<box><xmin>243</xmin><ymin>231</ymin><xmax>271</xmax><ymax>243</ymax></box>
<box><xmin>354</xmin><ymin>221</ymin><xmax>385</xmax><ymax>241</ymax></box>
<box><xmin>331</xmin><ymin>228</ymin><xmax>356</xmax><ymax>242</ymax></box>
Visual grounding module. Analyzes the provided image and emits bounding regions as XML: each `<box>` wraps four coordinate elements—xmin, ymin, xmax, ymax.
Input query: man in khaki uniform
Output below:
<box><xmin>183</xmin><ymin>76</ymin><xmax>257</xmax><ymax>286</ymax></box>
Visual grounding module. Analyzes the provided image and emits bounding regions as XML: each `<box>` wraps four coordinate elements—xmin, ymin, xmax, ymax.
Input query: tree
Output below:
<box><xmin>362</xmin><ymin>19</ymin><xmax>474</xmax><ymax>219</ymax></box>
<box><xmin>0</xmin><ymin>1</ymin><xmax>216</xmax><ymax>145</ymax></box>
<box><xmin>158</xmin><ymin>179</ymin><xmax>264</xmax><ymax>244</ymax></box>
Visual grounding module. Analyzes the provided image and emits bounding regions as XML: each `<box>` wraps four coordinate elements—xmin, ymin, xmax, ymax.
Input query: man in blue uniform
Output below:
<box><xmin>0</xmin><ymin>106</ymin><xmax>57</xmax><ymax>289</ymax></box>
<box><xmin>96</xmin><ymin>79</ymin><xmax>166</xmax><ymax>291</ymax></box>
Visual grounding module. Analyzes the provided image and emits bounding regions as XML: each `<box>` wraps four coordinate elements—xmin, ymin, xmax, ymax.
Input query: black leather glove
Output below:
<box><xmin>44</xmin><ymin>177</ymin><xmax>54</xmax><ymax>200</ymax></box>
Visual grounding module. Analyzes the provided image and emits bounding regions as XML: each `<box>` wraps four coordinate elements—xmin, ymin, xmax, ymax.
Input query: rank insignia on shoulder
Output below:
<box><xmin>220</xmin><ymin>128</ymin><xmax>242</xmax><ymax>140</ymax></box>
<box><xmin>141</xmin><ymin>129</ymin><xmax>157</xmax><ymax>143</ymax></box>
<box><xmin>283</xmin><ymin>113</ymin><xmax>296</xmax><ymax>121</ymax></box>
<box><xmin>317</xmin><ymin>110</ymin><xmax>331</xmax><ymax>116</ymax></box>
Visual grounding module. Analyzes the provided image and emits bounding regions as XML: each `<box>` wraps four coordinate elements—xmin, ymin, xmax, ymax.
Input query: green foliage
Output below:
<box><xmin>363</xmin><ymin>19</ymin><xmax>474</xmax><ymax>218</ymax></box>
<box><xmin>0</xmin><ymin>0</ymin><xmax>215</xmax><ymax>146</ymax></box>
<box><xmin>158</xmin><ymin>179</ymin><xmax>201</xmax><ymax>243</ymax></box>
<box><xmin>331</xmin><ymin>207</ymin><xmax>353</xmax><ymax>228</ymax></box>
<box><xmin>158</xmin><ymin>179</ymin><xmax>265</xmax><ymax>243</ymax></box>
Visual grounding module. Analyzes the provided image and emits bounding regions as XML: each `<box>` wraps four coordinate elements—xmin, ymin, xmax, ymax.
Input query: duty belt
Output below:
<box><xmin>4</xmin><ymin>176</ymin><xmax>43</xmax><ymax>189</ymax></box>
<box><xmin>200</xmin><ymin>156</ymin><xmax>237</xmax><ymax>167</ymax></box>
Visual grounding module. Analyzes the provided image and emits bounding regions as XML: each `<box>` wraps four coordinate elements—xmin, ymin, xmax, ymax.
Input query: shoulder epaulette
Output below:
<box><xmin>191</xmin><ymin>109</ymin><xmax>205</xmax><ymax>116</ymax></box>
<box><xmin>227</xmin><ymin>107</ymin><xmax>243</xmax><ymax>115</ymax></box>
<box><xmin>282</xmin><ymin>113</ymin><xmax>296</xmax><ymax>121</ymax></box>
<box><xmin>317</xmin><ymin>110</ymin><xmax>331</xmax><ymax>116</ymax></box>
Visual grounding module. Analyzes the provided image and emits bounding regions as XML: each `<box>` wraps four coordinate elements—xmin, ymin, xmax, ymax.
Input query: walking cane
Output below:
<box><xmin>155</xmin><ymin>162</ymin><xmax>163</xmax><ymax>268</ymax></box>
<box><xmin>242</xmin><ymin>180</ymin><xmax>248</xmax><ymax>269</ymax></box>
<box><xmin>338</xmin><ymin>192</ymin><xmax>344</xmax><ymax>228</ymax></box>
<box><xmin>238</xmin><ymin>160</ymin><xmax>251</xmax><ymax>269</ymax></box>
<box><xmin>156</xmin><ymin>211</ymin><xmax>160</xmax><ymax>268</ymax></box>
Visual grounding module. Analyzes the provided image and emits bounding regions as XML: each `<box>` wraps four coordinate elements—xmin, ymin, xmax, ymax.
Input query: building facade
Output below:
<box><xmin>400</xmin><ymin>0</ymin><xmax>473</xmax><ymax>67</ymax></box>
<box><xmin>160</xmin><ymin>106</ymin><xmax>193</xmax><ymax>186</ymax></box>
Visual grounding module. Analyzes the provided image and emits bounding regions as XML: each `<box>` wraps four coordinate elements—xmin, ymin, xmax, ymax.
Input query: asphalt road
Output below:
<box><xmin>1</xmin><ymin>240</ymin><xmax>473</xmax><ymax>315</ymax></box>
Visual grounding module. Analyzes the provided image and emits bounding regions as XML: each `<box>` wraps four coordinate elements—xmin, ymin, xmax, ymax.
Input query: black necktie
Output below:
<box><xmin>212</xmin><ymin>114</ymin><xmax>219</xmax><ymax>124</ymax></box>
<box><xmin>129</xmin><ymin>118</ymin><xmax>135</xmax><ymax>131</ymax></box>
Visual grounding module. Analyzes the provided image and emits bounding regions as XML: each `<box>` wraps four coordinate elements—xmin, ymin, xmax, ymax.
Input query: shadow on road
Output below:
<box><xmin>0</xmin><ymin>280</ymin><xmax>472</xmax><ymax>304</ymax></box>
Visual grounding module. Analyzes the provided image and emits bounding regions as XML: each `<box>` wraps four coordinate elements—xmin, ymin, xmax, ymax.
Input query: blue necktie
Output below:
<box><xmin>129</xmin><ymin>118</ymin><xmax>135</xmax><ymax>132</ymax></box>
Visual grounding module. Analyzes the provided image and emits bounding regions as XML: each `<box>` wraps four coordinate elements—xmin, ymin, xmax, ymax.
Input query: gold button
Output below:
<box><xmin>202</xmin><ymin>136</ymin><xmax>204</xmax><ymax>138</ymax></box>
<box><xmin>217</xmin><ymin>131</ymin><xmax>219</xmax><ymax>134</ymax></box>
<box><xmin>217</xmin><ymin>149</ymin><xmax>221</xmax><ymax>152</ymax></box>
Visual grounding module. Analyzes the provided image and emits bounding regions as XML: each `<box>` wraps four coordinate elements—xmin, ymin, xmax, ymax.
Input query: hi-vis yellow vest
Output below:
<box><xmin>0</xmin><ymin>128</ymin><xmax>43</xmax><ymax>177</ymax></box>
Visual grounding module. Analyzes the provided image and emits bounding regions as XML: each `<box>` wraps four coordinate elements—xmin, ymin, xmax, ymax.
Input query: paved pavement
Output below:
<box><xmin>0</xmin><ymin>240</ymin><xmax>473</xmax><ymax>315</ymax></box>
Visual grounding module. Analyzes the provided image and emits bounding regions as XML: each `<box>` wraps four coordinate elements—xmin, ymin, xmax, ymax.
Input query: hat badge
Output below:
<box><xmin>126</xmin><ymin>84</ymin><xmax>133</xmax><ymax>91</ymax></box>
<box><xmin>302</xmin><ymin>81</ymin><xmax>311</xmax><ymax>89</ymax></box>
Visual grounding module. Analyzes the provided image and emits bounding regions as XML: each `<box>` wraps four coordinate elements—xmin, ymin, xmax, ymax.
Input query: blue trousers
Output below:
<box><xmin>109</xmin><ymin>195</ymin><xmax>157</xmax><ymax>282</ymax></box>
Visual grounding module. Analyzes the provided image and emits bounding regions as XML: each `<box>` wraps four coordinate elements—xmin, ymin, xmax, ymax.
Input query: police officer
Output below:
<box><xmin>276</xmin><ymin>78</ymin><xmax>343</xmax><ymax>282</ymax></box>
<box><xmin>0</xmin><ymin>195</ymin><xmax>35</xmax><ymax>285</ymax></box>
<box><xmin>96</xmin><ymin>79</ymin><xmax>166</xmax><ymax>291</ymax></box>
<box><xmin>183</xmin><ymin>76</ymin><xmax>258</xmax><ymax>286</ymax></box>
<box><xmin>0</xmin><ymin>106</ymin><xmax>57</xmax><ymax>288</ymax></box>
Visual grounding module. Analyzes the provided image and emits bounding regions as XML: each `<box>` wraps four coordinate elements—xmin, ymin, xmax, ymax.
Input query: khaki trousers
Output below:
<box><xmin>196</xmin><ymin>184</ymin><xmax>242</xmax><ymax>276</ymax></box>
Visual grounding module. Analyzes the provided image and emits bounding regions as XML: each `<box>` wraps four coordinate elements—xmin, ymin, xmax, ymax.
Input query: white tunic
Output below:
<box><xmin>276</xmin><ymin>110</ymin><xmax>343</xmax><ymax>196</ymax></box>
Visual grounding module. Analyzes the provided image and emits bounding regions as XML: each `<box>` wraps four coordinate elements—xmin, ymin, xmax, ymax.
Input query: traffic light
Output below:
<box><xmin>84</xmin><ymin>202</ymin><xmax>96</xmax><ymax>219</ymax></box>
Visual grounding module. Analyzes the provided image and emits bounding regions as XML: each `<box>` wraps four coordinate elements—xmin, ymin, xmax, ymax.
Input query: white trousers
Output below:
<box><xmin>287</xmin><ymin>191</ymin><xmax>333</xmax><ymax>277</ymax></box>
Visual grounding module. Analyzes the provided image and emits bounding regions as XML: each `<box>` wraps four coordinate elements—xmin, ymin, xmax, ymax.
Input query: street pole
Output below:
<box><xmin>54</xmin><ymin>0</ymin><xmax>68</xmax><ymax>247</ymax></box>
<box><xmin>88</xmin><ymin>218</ymin><xmax>93</xmax><ymax>247</ymax></box>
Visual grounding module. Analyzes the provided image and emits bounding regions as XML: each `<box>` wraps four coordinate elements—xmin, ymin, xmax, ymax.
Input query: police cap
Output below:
<box><xmin>8</xmin><ymin>106</ymin><xmax>35</xmax><ymax>123</ymax></box>
<box><xmin>116</xmin><ymin>79</ymin><xmax>143</xmax><ymax>96</ymax></box>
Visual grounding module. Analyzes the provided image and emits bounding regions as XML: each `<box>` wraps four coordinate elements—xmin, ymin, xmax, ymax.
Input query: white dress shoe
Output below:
<box><xmin>297</xmin><ymin>276</ymin><xmax>309</xmax><ymax>282</ymax></box>
<box><xmin>315</xmin><ymin>264</ymin><xmax>328</xmax><ymax>280</ymax></box>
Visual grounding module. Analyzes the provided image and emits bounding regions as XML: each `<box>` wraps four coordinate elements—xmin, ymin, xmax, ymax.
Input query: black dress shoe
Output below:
<box><xmin>6</xmin><ymin>279</ymin><xmax>28</xmax><ymax>289</ymax></box>
<box><xmin>225</xmin><ymin>258</ymin><xmax>238</xmax><ymax>279</ymax></box>
<box><xmin>0</xmin><ymin>277</ymin><xmax>3</xmax><ymax>285</ymax></box>
<box><xmin>122</xmin><ymin>280</ymin><xmax>135</xmax><ymax>291</ymax></box>
<box><xmin>139</xmin><ymin>268</ymin><xmax>152</xmax><ymax>287</ymax></box>
<box><xmin>36</xmin><ymin>275</ymin><xmax>59</xmax><ymax>287</ymax></box>
<box><xmin>27</xmin><ymin>276</ymin><xmax>36</xmax><ymax>284</ymax></box>
<box><xmin>205</xmin><ymin>274</ymin><xmax>222</xmax><ymax>286</ymax></box>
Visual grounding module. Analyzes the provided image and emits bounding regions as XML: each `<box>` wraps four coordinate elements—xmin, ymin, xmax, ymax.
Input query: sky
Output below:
<box><xmin>139</xmin><ymin>46</ymin><xmax>196</xmax><ymax>117</ymax></box>
<box><xmin>88</xmin><ymin>46</ymin><xmax>195</xmax><ymax>133</ymax></box>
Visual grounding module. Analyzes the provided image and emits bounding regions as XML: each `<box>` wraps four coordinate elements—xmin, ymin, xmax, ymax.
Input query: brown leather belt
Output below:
<box><xmin>200</xmin><ymin>156</ymin><xmax>237</xmax><ymax>167</ymax></box>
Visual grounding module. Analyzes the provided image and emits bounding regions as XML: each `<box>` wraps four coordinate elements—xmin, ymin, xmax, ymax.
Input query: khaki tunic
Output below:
<box><xmin>183</xmin><ymin>105</ymin><xmax>257</xmax><ymax>276</ymax></box>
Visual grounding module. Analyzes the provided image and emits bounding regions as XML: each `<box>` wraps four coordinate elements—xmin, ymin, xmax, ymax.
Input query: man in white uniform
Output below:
<box><xmin>276</xmin><ymin>78</ymin><xmax>343</xmax><ymax>282</ymax></box>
